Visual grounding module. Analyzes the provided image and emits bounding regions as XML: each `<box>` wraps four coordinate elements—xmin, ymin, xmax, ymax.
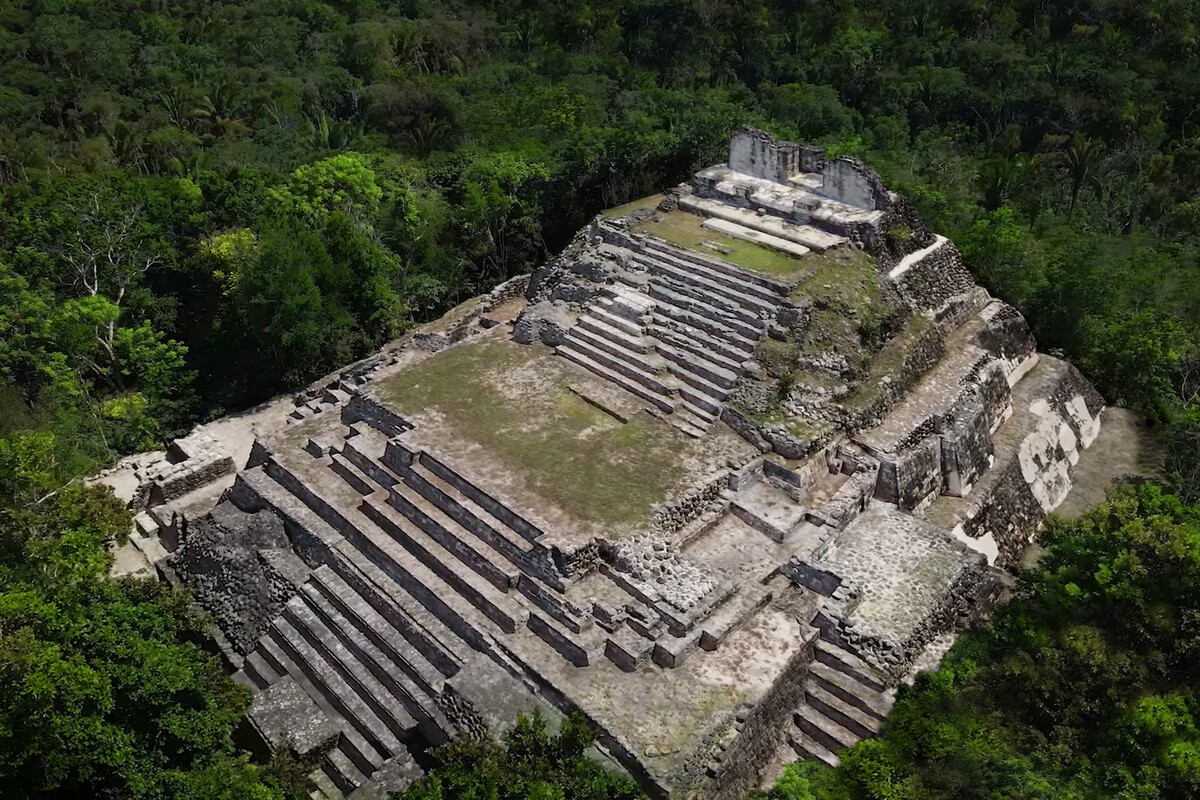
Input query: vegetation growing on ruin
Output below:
<box><xmin>393</xmin><ymin>711</ymin><xmax>643</xmax><ymax>800</ymax></box>
<box><xmin>758</xmin><ymin>482</ymin><xmax>1200</xmax><ymax>800</ymax></box>
<box><xmin>0</xmin><ymin>436</ymin><xmax>306</xmax><ymax>799</ymax></box>
<box><xmin>0</xmin><ymin>0</ymin><xmax>1196</xmax><ymax>497</ymax></box>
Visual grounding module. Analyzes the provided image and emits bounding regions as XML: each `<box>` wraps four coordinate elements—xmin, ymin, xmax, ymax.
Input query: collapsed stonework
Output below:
<box><xmin>97</xmin><ymin>128</ymin><xmax>1110</xmax><ymax>800</ymax></box>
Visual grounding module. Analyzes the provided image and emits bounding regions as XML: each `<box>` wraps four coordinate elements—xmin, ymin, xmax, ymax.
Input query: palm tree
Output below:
<box><xmin>405</xmin><ymin>113</ymin><xmax>452</xmax><ymax>157</ymax></box>
<box><xmin>1061</xmin><ymin>135</ymin><xmax>1107</xmax><ymax>219</ymax></box>
<box><xmin>193</xmin><ymin>82</ymin><xmax>249</xmax><ymax>140</ymax></box>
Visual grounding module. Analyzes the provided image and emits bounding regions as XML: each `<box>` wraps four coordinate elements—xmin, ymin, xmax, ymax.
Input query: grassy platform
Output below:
<box><xmin>373</xmin><ymin>337</ymin><xmax>698</xmax><ymax>531</ymax></box>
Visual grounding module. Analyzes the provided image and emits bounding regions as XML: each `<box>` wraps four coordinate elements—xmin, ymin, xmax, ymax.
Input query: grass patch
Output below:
<box><xmin>788</xmin><ymin>246</ymin><xmax>880</xmax><ymax>316</ymax></box>
<box><xmin>629</xmin><ymin>209</ymin><xmax>810</xmax><ymax>278</ymax></box>
<box><xmin>841</xmin><ymin>314</ymin><xmax>936</xmax><ymax>412</ymax></box>
<box><xmin>600</xmin><ymin>194</ymin><xmax>663</xmax><ymax>218</ymax></box>
<box><xmin>374</xmin><ymin>339</ymin><xmax>688</xmax><ymax>530</ymax></box>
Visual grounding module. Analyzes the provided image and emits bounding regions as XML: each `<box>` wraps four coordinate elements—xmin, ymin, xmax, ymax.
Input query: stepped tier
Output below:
<box><xmin>121</xmin><ymin>129</ymin><xmax>1135</xmax><ymax>800</ymax></box>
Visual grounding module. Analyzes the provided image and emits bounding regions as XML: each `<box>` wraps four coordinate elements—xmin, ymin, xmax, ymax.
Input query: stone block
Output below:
<box><xmin>249</xmin><ymin>677</ymin><xmax>340</xmax><ymax>758</ymax></box>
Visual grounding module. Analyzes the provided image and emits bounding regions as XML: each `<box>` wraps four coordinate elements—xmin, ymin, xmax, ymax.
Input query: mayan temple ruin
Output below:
<box><xmin>98</xmin><ymin>129</ymin><xmax>1112</xmax><ymax>800</ymax></box>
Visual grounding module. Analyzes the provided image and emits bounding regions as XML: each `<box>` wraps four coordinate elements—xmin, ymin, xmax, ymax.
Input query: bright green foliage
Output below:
<box><xmin>782</xmin><ymin>483</ymin><xmax>1200</xmax><ymax>800</ymax></box>
<box><xmin>393</xmin><ymin>712</ymin><xmax>643</xmax><ymax>800</ymax></box>
<box><xmin>268</xmin><ymin>153</ymin><xmax>384</xmax><ymax>220</ymax></box>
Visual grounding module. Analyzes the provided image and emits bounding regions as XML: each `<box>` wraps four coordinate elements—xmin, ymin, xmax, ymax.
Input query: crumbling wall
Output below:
<box><xmin>816</xmin><ymin>158</ymin><xmax>890</xmax><ymax>211</ymax></box>
<box><xmin>891</xmin><ymin>239</ymin><xmax>976</xmax><ymax>312</ymax></box>
<box><xmin>728</xmin><ymin>127</ymin><xmax>800</xmax><ymax>183</ymax></box>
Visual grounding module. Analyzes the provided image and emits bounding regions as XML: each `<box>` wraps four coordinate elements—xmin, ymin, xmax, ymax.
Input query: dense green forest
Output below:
<box><xmin>2</xmin><ymin>0</ymin><xmax>1200</xmax><ymax>797</ymax></box>
<box><xmin>759</xmin><ymin>483</ymin><xmax>1200</xmax><ymax>800</ymax></box>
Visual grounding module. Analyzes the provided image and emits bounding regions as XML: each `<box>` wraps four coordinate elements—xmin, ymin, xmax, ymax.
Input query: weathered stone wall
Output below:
<box><xmin>342</xmin><ymin>394</ymin><xmax>413</xmax><ymax>437</ymax></box>
<box><xmin>892</xmin><ymin>239</ymin><xmax>976</xmax><ymax>312</ymax></box>
<box><xmin>815</xmin><ymin>158</ymin><xmax>890</xmax><ymax>212</ymax></box>
<box><xmin>703</xmin><ymin>627</ymin><xmax>819</xmax><ymax>800</ymax></box>
<box><xmin>728</xmin><ymin>127</ymin><xmax>800</xmax><ymax>183</ymax></box>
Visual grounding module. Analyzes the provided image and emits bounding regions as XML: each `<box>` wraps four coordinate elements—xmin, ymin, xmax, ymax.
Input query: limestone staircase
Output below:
<box><xmin>235</xmin><ymin>557</ymin><xmax>460</xmax><ymax>795</ymax></box>
<box><xmin>787</xmin><ymin>636</ymin><xmax>894</xmax><ymax>768</ymax></box>
<box><xmin>556</xmin><ymin>239</ymin><xmax>789</xmax><ymax>437</ymax></box>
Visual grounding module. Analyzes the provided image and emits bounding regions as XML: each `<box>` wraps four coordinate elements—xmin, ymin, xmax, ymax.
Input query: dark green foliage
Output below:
<box><xmin>393</xmin><ymin>712</ymin><xmax>644</xmax><ymax>800</ymax></box>
<box><xmin>767</xmin><ymin>483</ymin><xmax>1200</xmax><ymax>800</ymax></box>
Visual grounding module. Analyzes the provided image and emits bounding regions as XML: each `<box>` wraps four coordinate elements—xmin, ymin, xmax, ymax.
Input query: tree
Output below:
<box><xmin>0</xmin><ymin>441</ymin><xmax>288</xmax><ymax>799</ymax></box>
<box><xmin>1060</xmin><ymin>135</ymin><xmax>1107</xmax><ymax>220</ymax></box>
<box><xmin>393</xmin><ymin>712</ymin><xmax>643</xmax><ymax>800</ymax></box>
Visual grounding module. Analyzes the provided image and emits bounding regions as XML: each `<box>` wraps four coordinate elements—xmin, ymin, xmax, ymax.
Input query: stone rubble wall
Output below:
<box><xmin>891</xmin><ymin>239</ymin><xmax>976</xmax><ymax>313</ymax></box>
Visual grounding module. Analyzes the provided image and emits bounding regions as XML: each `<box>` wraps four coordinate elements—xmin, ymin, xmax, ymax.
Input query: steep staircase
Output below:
<box><xmin>556</xmin><ymin>240</ymin><xmax>789</xmax><ymax>437</ymax></box>
<box><xmin>787</xmin><ymin>636</ymin><xmax>894</xmax><ymax>768</ymax></box>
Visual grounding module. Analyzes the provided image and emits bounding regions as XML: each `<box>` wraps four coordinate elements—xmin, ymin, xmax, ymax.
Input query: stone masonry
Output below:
<box><xmin>96</xmin><ymin>129</ymin><xmax>1111</xmax><ymax>800</ymax></box>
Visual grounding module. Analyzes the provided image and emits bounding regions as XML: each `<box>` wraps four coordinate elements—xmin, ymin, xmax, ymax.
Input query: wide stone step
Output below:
<box><xmin>558</xmin><ymin>338</ymin><xmax>670</xmax><ymax>394</ymax></box>
<box><xmin>556</xmin><ymin>346</ymin><xmax>676</xmax><ymax>412</ymax></box>
<box><xmin>407</xmin><ymin>459</ymin><xmax>538</xmax><ymax>559</ymax></box>
<box><xmin>255</xmin><ymin>634</ymin><xmax>386</xmax><ymax>777</ymax></box>
<box><xmin>590</xmin><ymin>305</ymin><xmax>644</xmax><ymax>336</ymax></box>
<box><xmin>788</xmin><ymin>729</ymin><xmax>841</xmax><ymax>768</ymax></box>
<box><xmin>663</xmin><ymin>355</ymin><xmax>736</xmax><ymax>405</ymax></box>
<box><xmin>243</xmin><ymin>650</ymin><xmax>280</xmax><ymax>689</ymax></box>
<box><xmin>361</xmin><ymin>497</ymin><xmax>522</xmax><ymax>634</ymax></box>
<box><xmin>308</xmin><ymin>764</ymin><xmax>344</xmax><ymax>800</ymax></box>
<box><xmin>805</xmin><ymin>683</ymin><xmax>882</xmax><ymax>740</ymax></box>
<box><xmin>577</xmin><ymin>314</ymin><xmax>651</xmax><ymax>353</ymax></box>
<box><xmin>814</xmin><ymin>637</ymin><xmax>888</xmax><ymax>693</ymax></box>
<box><xmin>678</xmin><ymin>383</ymin><xmax>724</xmax><ymax>416</ymax></box>
<box><xmin>417</xmin><ymin>453</ymin><xmax>545</xmax><ymax>544</ymax></box>
<box><xmin>328</xmin><ymin>454</ymin><xmax>376</xmax><ymax>497</ymax></box>
<box><xmin>679</xmin><ymin>398</ymin><xmax>717</xmax><ymax>423</ymax></box>
<box><xmin>699</xmin><ymin>585</ymin><xmax>773</xmax><ymax>651</ymax></box>
<box><xmin>680</xmin><ymin>195</ymin><xmax>847</xmax><ymax>251</ymax></box>
<box><xmin>642</xmin><ymin>238</ymin><xmax>791</xmax><ymax>299</ymax></box>
<box><xmin>268</xmin><ymin>615</ymin><xmax>407</xmax><ymax>756</ymax></box>
<box><xmin>243</xmin><ymin>465</ymin><xmax>471</xmax><ymax>671</ymax></box>
<box><xmin>312</xmin><ymin>564</ymin><xmax>457</xmax><ymax>687</ymax></box>
<box><xmin>297</xmin><ymin>582</ymin><xmax>448</xmax><ymax>735</ymax></box>
<box><xmin>795</xmin><ymin>702</ymin><xmax>860</xmax><ymax>753</ymax></box>
<box><xmin>282</xmin><ymin>597</ymin><xmax>420</xmax><ymax>741</ymax></box>
<box><xmin>565</xmin><ymin>326</ymin><xmax>658</xmax><ymax>372</ymax></box>
<box><xmin>387</xmin><ymin>481</ymin><xmax>520</xmax><ymax>592</ymax></box>
<box><xmin>669</xmin><ymin>409</ymin><xmax>709</xmax><ymax>439</ymax></box>
<box><xmin>702</xmin><ymin>217</ymin><xmax>812</xmax><ymax>258</ymax></box>
<box><xmin>633</xmin><ymin>251</ymin><xmax>780</xmax><ymax>316</ymax></box>
<box><xmin>633</xmin><ymin>249</ymin><xmax>779</xmax><ymax>314</ymax></box>
<box><xmin>400</xmin><ymin>463</ymin><xmax>537</xmax><ymax>577</ymax></box>
<box><xmin>808</xmin><ymin>661</ymin><xmax>893</xmax><ymax>720</ymax></box>
<box><xmin>645</xmin><ymin>282</ymin><xmax>764</xmax><ymax>341</ymax></box>
<box><xmin>323</xmin><ymin>745</ymin><xmax>368</xmax><ymax>795</ymax></box>
<box><xmin>332</xmin><ymin>512</ymin><xmax>495</xmax><ymax>656</ymax></box>
<box><xmin>650</xmin><ymin>305</ymin><xmax>758</xmax><ymax>355</ymax></box>
<box><xmin>649</xmin><ymin>324</ymin><xmax>749</xmax><ymax>371</ymax></box>
<box><xmin>651</xmin><ymin>272</ymin><xmax>765</xmax><ymax>329</ymax></box>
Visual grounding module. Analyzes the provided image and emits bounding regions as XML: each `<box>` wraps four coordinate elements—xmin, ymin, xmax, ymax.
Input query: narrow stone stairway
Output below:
<box><xmin>788</xmin><ymin>636</ymin><xmax>894</xmax><ymax>767</ymax></box>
